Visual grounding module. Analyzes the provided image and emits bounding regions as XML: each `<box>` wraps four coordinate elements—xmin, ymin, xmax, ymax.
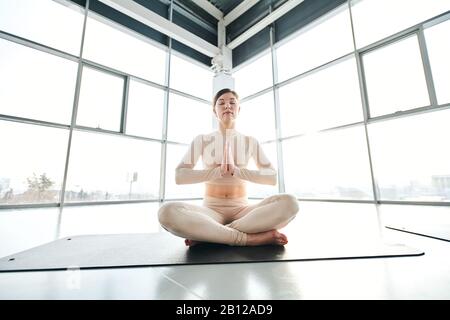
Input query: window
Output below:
<box><xmin>0</xmin><ymin>39</ymin><xmax>78</xmax><ymax>124</ymax></box>
<box><xmin>351</xmin><ymin>0</ymin><xmax>450</xmax><ymax>49</ymax></box>
<box><xmin>283</xmin><ymin>126</ymin><xmax>373</xmax><ymax>200</ymax></box>
<box><xmin>368</xmin><ymin>109</ymin><xmax>450</xmax><ymax>202</ymax></box>
<box><xmin>246</xmin><ymin>142</ymin><xmax>278</xmax><ymax>198</ymax></box>
<box><xmin>126</xmin><ymin>79</ymin><xmax>165</xmax><ymax>139</ymax></box>
<box><xmin>167</xmin><ymin>93</ymin><xmax>213</xmax><ymax>144</ymax></box>
<box><xmin>60</xmin><ymin>203</ymin><xmax>161</xmax><ymax>237</ymax></box>
<box><xmin>0</xmin><ymin>121</ymin><xmax>68</xmax><ymax>205</ymax></box>
<box><xmin>276</xmin><ymin>5</ymin><xmax>353</xmax><ymax>83</ymax></box>
<box><xmin>0</xmin><ymin>0</ymin><xmax>85</xmax><ymax>55</ymax></box>
<box><xmin>170</xmin><ymin>53</ymin><xmax>213</xmax><ymax>100</ymax></box>
<box><xmin>83</xmin><ymin>13</ymin><xmax>167</xmax><ymax>84</ymax></box>
<box><xmin>279</xmin><ymin>57</ymin><xmax>363</xmax><ymax>138</ymax></box>
<box><xmin>425</xmin><ymin>18</ymin><xmax>450</xmax><ymax>105</ymax></box>
<box><xmin>0</xmin><ymin>207</ymin><xmax>59</xmax><ymax>258</ymax></box>
<box><xmin>65</xmin><ymin>131</ymin><xmax>160</xmax><ymax>202</ymax></box>
<box><xmin>233</xmin><ymin>52</ymin><xmax>273</xmax><ymax>98</ymax></box>
<box><xmin>76</xmin><ymin>66</ymin><xmax>124</xmax><ymax>131</ymax></box>
<box><xmin>363</xmin><ymin>35</ymin><xmax>430</xmax><ymax>117</ymax></box>
<box><xmin>164</xmin><ymin>143</ymin><xmax>204</xmax><ymax>199</ymax></box>
<box><xmin>237</xmin><ymin>92</ymin><xmax>276</xmax><ymax>142</ymax></box>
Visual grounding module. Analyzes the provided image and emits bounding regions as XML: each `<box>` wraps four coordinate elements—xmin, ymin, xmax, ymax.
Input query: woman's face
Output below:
<box><xmin>214</xmin><ymin>92</ymin><xmax>240</xmax><ymax>122</ymax></box>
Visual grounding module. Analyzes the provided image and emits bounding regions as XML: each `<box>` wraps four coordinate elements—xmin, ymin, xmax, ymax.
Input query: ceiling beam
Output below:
<box><xmin>224</xmin><ymin>0</ymin><xmax>260</xmax><ymax>26</ymax></box>
<box><xmin>227</xmin><ymin>0</ymin><xmax>305</xmax><ymax>49</ymax></box>
<box><xmin>98</xmin><ymin>0</ymin><xmax>220</xmax><ymax>57</ymax></box>
<box><xmin>191</xmin><ymin>0</ymin><xmax>223</xmax><ymax>20</ymax></box>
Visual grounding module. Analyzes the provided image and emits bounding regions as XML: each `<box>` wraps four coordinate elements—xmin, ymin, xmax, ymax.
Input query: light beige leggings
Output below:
<box><xmin>158</xmin><ymin>193</ymin><xmax>299</xmax><ymax>246</ymax></box>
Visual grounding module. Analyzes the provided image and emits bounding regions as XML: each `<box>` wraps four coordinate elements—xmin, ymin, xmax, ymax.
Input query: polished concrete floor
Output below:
<box><xmin>0</xmin><ymin>201</ymin><xmax>449</xmax><ymax>299</ymax></box>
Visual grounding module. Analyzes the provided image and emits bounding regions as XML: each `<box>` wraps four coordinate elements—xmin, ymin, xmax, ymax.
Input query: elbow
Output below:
<box><xmin>175</xmin><ymin>169</ymin><xmax>183</xmax><ymax>185</ymax></box>
<box><xmin>270</xmin><ymin>174</ymin><xmax>277</xmax><ymax>186</ymax></box>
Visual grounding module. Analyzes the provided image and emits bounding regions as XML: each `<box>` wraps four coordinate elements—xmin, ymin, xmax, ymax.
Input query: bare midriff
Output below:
<box><xmin>205</xmin><ymin>183</ymin><xmax>247</xmax><ymax>199</ymax></box>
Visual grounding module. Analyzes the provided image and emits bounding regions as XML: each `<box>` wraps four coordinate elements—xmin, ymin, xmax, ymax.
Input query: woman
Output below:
<box><xmin>158</xmin><ymin>88</ymin><xmax>299</xmax><ymax>246</ymax></box>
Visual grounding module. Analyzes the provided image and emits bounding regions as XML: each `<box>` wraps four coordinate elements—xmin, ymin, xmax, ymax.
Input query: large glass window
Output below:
<box><xmin>170</xmin><ymin>53</ymin><xmax>213</xmax><ymax>100</ymax></box>
<box><xmin>167</xmin><ymin>93</ymin><xmax>213</xmax><ymax>144</ymax></box>
<box><xmin>237</xmin><ymin>92</ymin><xmax>276</xmax><ymax>142</ymax></box>
<box><xmin>0</xmin><ymin>121</ymin><xmax>68</xmax><ymax>205</ymax></box>
<box><xmin>83</xmin><ymin>13</ymin><xmax>167</xmax><ymax>84</ymax></box>
<box><xmin>60</xmin><ymin>203</ymin><xmax>160</xmax><ymax>237</ymax></box>
<box><xmin>0</xmin><ymin>207</ymin><xmax>59</xmax><ymax>258</ymax></box>
<box><xmin>351</xmin><ymin>0</ymin><xmax>450</xmax><ymax>49</ymax></box>
<box><xmin>233</xmin><ymin>52</ymin><xmax>273</xmax><ymax>98</ymax></box>
<box><xmin>65</xmin><ymin>131</ymin><xmax>160</xmax><ymax>202</ymax></box>
<box><xmin>76</xmin><ymin>66</ymin><xmax>124</xmax><ymax>131</ymax></box>
<box><xmin>0</xmin><ymin>0</ymin><xmax>85</xmax><ymax>55</ymax></box>
<box><xmin>164</xmin><ymin>143</ymin><xmax>204</xmax><ymax>199</ymax></box>
<box><xmin>246</xmin><ymin>142</ymin><xmax>278</xmax><ymax>198</ymax></box>
<box><xmin>279</xmin><ymin>57</ymin><xmax>363</xmax><ymax>138</ymax></box>
<box><xmin>126</xmin><ymin>79</ymin><xmax>165</xmax><ymax>139</ymax></box>
<box><xmin>369</xmin><ymin>109</ymin><xmax>450</xmax><ymax>202</ymax></box>
<box><xmin>363</xmin><ymin>35</ymin><xmax>430</xmax><ymax>117</ymax></box>
<box><xmin>0</xmin><ymin>39</ymin><xmax>78</xmax><ymax>124</ymax></box>
<box><xmin>276</xmin><ymin>5</ymin><xmax>353</xmax><ymax>83</ymax></box>
<box><xmin>283</xmin><ymin>126</ymin><xmax>374</xmax><ymax>200</ymax></box>
<box><xmin>425</xmin><ymin>18</ymin><xmax>450</xmax><ymax>105</ymax></box>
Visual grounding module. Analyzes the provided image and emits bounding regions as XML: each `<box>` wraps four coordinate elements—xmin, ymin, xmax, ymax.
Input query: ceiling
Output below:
<box><xmin>70</xmin><ymin>0</ymin><xmax>346</xmax><ymax>67</ymax></box>
<box><xmin>205</xmin><ymin>0</ymin><xmax>244</xmax><ymax>15</ymax></box>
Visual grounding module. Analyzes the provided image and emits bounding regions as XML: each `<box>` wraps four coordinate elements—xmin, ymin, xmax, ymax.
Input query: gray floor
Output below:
<box><xmin>0</xmin><ymin>201</ymin><xmax>449</xmax><ymax>299</ymax></box>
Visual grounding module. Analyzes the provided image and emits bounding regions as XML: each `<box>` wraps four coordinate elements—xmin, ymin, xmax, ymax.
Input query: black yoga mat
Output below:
<box><xmin>0</xmin><ymin>232</ymin><xmax>424</xmax><ymax>272</ymax></box>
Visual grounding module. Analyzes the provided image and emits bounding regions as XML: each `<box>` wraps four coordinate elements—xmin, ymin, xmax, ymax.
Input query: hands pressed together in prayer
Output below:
<box><xmin>220</xmin><ymin>138</ymin><xmax>236</xmax><ymax>177</ymax></box>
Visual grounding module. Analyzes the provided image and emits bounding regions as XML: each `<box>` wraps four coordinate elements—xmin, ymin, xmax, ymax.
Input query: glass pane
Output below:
<box><xmin>283</xmin><ymin>126</ymin><xmax>374</xmax><ymax>200</ymax></box>
<box><xmin>369</xmin><ymin>109</ymin><xmax>450</xmax><ymax>202</ymax></box>
<box><xmin>165</xmin><ymin>143</ymin><xmax>204</xmax><ymax>199</ymax></box>
<box><xmin>0</xmin><ymin>121</ymin><xmax>68</xmax><ymax>205</ymax></box>
<box><xmin>351</xmin><ymin>0</ymin><xmax>450</xmax><ymax>49</ymax></box>
<box><xmin>276</xmin><ymin>5</ymin><xmax>353</xmax><ymax>83</ymax></box>
<box><xmin>246</xmin><ymin>142</ymin><xmax>279</xmax><ymax>198</ymax></box>
<box><xmin>0</xmin><ymin>207</ymin><xmax>59</xmax><ymax>258</ymax></box>
<box><xmin>60</xmin><ymin>203</ymin><xmax>161</xmax><ymax>237</ymax></box>
<box><xmin>363</xmin><ymin>35</ymin><xmax>430</xmax><ymax>117</ymax></box>
<box><xmin>76</xmin><ymin>66</ymin><xmax>124</xmax><ymax>131</ymax></box>
<box><xmin>0</xmin><ymin>39</ymin><xmax>78</xmax><ymax>124</ymax></box>
<box><xmin>167</xmin><ymin>93</ymin><xmax>213</xmax><ymax>144</ymax></box>
<box><xmin>237</xmin><ymin>92</ymin><xmax>276</xmax><ymax>142</ymax></box>
<box><xmin>83</xmin><ymin>13</ymin><xmax>167</xmax><ymax>84</ymax></box>
<box><xmin>65</xmin><ymin>131</ymin><xmax>160</xmax><ymax>202</ymax></box>
<box><xmin>0</xmin><ymin>0</ymin><xmax>84</xmax><ymax>55</ymax></box>
<box><xmin>233</xmin><ymin>52</ymin><xmax>272</xmax><ymax>98</ymax></box>
<box><xmin>279</xmin><ymin>57</ymin><xmax>363</xmax><ymax>138</ymax></box>
<box><xmin>170</xmin><ymin>54</ymin><xmax>212</xmax><ymax>100</ymax></box>
<box><xmin>126</xmin><ymin>79</ymin><xmax>164</xmax><ymax>139</ymax></box>
<box><xmin>425</xmin><ymin>18</ymin><xmax>450</xmax><ymax>105</ymax></box>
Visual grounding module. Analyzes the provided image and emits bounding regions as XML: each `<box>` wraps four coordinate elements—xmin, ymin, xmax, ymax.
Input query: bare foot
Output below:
<box><xmin>246</xmin><ymin>230</ymin><xmax>288</xmax><ymax>246</ymax></box>
<box><xmin>185</xmin><ymin>239</ymin><xmax>202</xmax><ymax>247</ymax></box>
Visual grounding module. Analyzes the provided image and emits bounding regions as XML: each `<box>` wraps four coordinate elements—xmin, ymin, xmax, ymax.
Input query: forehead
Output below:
<box><xmin>217</xmin><ymin>92</ymin><xmax>237</xmax><ymax>101</ymax></box>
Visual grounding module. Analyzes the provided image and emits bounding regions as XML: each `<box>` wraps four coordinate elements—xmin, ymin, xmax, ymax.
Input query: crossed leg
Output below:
<box><xmin>158</xmin><ymin>194</ymin><xmax>299</xmax><ymax>246</ymax></box>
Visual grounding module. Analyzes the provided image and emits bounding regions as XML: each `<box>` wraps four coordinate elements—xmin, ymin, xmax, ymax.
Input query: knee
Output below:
<box><xmin>278</xmin><ymin>194</ymin><xmax>299</xmax><ymax>219</ymax></box>
<box><xmin>158</xmin><ymin>202</ymin><xmax>183</xmax><ymax>229</ymax></box>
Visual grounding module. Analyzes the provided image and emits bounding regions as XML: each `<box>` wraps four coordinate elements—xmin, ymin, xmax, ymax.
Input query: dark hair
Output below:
<box><xmin>213</xmin><ymin>88</ymin><xmax>239</xmax><ymax>107</ymax></box>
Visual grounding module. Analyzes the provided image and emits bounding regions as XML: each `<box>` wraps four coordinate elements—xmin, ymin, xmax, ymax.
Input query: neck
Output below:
<box><xmin>218</xmin><ymin>122</ymin><xmax>235</xmax><ymax>135</ymax></box>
